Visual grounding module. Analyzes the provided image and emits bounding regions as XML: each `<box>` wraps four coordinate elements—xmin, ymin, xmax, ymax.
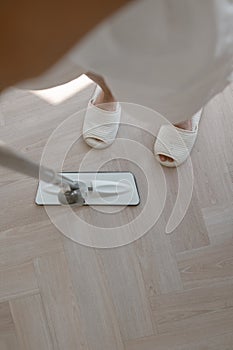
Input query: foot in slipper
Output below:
<box><xmin>83</xmin><ymin>85</ymin><xmax>121</xmax><ymax>149</ymax></box>
<box><xmin>154</xmin><ymin>109</ymin><xmax>203</xmax><ymax>167</ymax></box>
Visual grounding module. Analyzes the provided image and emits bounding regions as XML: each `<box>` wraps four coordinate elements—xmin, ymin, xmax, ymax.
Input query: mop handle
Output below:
<box><xmin>0</xmin><ymin>140</ymin><xmax>74</xmax><ymax>188</ymax></box>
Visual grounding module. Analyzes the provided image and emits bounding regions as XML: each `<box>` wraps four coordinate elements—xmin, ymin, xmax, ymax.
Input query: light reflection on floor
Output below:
<box><xmin>31</xmin><ymin>74</ymin><xmax>92</xmax><ymax>105</ymax></box>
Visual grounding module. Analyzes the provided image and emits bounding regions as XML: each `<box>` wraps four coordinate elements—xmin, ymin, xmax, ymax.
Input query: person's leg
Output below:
<box><xmin>86</xmin><ymin>72</ymin><xmax>118</xmax><ymax>111</ymax></box>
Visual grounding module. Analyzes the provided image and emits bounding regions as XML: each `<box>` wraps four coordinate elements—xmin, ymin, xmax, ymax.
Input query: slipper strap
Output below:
<box><xmin>154</xmin><ymin>109</ymin><xmax>202</xmax><ymax>166</ymax></box>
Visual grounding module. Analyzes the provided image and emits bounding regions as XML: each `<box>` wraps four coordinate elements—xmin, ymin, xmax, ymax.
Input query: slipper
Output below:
<box><xmin>154</xmin><ymin>109</ymin><xmax>203</xmax><ymax>167</ymax></box>
<box><xmin>83</xmin><ymin>85</ymin><xmax>121</xmax><ymax>149</ymax></box>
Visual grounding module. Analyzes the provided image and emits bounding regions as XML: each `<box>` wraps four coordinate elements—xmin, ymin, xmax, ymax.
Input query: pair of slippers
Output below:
<box><xmin>83</xmin><ymin>85</ymin><xmax>202</xmax><ymax>167</ymax></box>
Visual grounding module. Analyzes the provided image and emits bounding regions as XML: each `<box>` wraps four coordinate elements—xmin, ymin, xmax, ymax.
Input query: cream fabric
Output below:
<box><xmin>17</xmin><ymin>58</ymin><xmax>86</xmax><ymax>90</ymax></box>
<box><xmin>19</xmin><ymin>0</ymin><xmax>233</xmax><ymax>125</ymax></box>
<box><xmin>68</xmin><ymin>0</ymin><xmax>233</xmax><ymax>123</ymax></box>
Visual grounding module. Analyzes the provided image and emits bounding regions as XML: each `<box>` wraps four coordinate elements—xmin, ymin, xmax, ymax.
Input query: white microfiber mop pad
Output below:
<box><xmin>83</xmin><ymin>85</ymin><xmax>121</xmax><ymax>149</ymax></box>
<box><xmin>154</xmin><ymin>109</ymin><xmax>202</xmax><ymax>167</ymax></box>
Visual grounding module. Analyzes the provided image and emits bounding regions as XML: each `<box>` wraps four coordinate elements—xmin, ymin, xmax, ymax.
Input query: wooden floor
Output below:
<box><xmin>0</xmin><ymin>79</ymin><xmax>232</xmax><ymax>350</ymax></box>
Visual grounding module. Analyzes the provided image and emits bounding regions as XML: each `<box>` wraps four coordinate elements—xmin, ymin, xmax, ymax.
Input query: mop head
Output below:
<box><xmin>35</xmin><ymin>172</ymin><xmax>140</xmax><ymax>206</ymax></box>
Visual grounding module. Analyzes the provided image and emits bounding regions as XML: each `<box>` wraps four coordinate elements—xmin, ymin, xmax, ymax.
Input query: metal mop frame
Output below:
<box><xmin>0</xmin><ymin>141</ymin><xmax>140</xmax><ymax>206</ymax></box>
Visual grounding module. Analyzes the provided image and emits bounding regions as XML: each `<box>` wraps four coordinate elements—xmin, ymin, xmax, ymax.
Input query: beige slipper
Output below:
<box><xmin>83</xmin><ymin>85</ymin><xmax>121</xmax><ymax>149</ymax></box>
<box><xmin>154</xmin><ymin>109</ymin><xmax>203</xmax><ymax>167</ymax></box>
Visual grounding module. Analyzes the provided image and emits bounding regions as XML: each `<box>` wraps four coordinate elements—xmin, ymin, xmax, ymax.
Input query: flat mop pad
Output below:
<box><xmin>36</xmin><ymin>172</ymin><xmax>140</xmax><ymax>206</ymax></box>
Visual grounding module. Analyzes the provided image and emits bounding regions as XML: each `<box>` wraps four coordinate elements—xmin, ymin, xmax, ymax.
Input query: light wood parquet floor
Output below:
<box><xmin>0</xmin><ymin>79</ymin><xmax>232</xmax><ymax>350</ymax></box>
